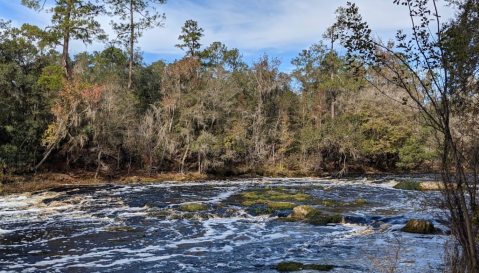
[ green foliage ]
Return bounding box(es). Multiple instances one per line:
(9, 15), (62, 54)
(0, 144), (19, 168)
(397, 138), (434, 169)
(0, 2), (443, 177)
(176, 20), (204, 57)
(22, 0), (107, 80)
(73, 47), (129, 85)
(134, 59), (165, 111)
(38, 65), (64, 91)
(0, 24), (57, 173)
(200, 42), (246, 71)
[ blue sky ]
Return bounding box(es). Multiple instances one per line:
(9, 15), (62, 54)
(0, 0), (455, 72)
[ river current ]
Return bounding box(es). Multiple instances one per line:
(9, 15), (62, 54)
(0, 176), (448, 272)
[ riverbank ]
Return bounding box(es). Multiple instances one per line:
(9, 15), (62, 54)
(0, 168), (443, 196)
(0, 171), (210, 195)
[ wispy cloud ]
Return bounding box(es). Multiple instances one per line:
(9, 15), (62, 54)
(0, 0), (456, 69)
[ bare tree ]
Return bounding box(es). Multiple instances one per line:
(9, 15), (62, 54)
(339, 1), (479, 271)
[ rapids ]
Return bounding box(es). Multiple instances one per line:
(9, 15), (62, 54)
(0, 176), (448, 272)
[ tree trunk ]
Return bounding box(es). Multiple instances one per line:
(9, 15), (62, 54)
(127, 155), (132, 175)
(197, 153), (201, 174)
(95, 148), (102, 179)
(34, 144), (55, 171)
(443, 127), (479, 271)
(117, 146), (121, 170)
(148, 151), (153, 176)
(62, 1), (72, 81)
(331, 91), (335, 120)
(128, 0), (134, 90)
(180, 144), (189, 174)
(159, 140), (167, 172)
(330, 37), (335, 120)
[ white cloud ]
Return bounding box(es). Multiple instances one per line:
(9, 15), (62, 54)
(0, 0), (457, 67)
(138, 0), (455, 59)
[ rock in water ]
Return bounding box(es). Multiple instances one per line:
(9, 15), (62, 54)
(403, 219), (435, 234)
(291, 205), (315, 219)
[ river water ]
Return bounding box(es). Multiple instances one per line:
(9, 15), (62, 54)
(0, 176), (448, 272)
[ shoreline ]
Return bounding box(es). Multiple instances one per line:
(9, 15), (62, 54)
(0, 170), (442, 195)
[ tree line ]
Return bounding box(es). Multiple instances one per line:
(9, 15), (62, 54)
(0, 1), (438, 179)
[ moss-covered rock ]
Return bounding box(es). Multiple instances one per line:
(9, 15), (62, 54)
(275, 261), (335, 271)
(248, 204), (274, 216)
(179, 203), (206, 212)
(291, 205), (315, 219)
(394, 181), (422, 191)
(403, 219), (435, 234)
(242, 199), (269, 207)
(244, 201), (296, 216)
(276, 262), (303, 271)
(355, 199), (367, 205)
(268, 202), (297, 210)
(306, 210), (343, 226)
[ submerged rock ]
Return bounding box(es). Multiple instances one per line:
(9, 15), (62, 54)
(216, 207), (239, 218)
(179, 203), (206, 212)
(275, 261), (335, 271)
(343, 215), (368, 225)
(248, 204), (273, 216)
(271, 210), (293, 218)
(403, 219), (435, 234)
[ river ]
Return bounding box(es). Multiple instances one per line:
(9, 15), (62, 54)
(0, 176), (448, 272)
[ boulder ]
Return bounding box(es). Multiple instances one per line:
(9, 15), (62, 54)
(306, 210), (343, 226)
(403, 219), (435, 234)
(291, 205), (315, 219)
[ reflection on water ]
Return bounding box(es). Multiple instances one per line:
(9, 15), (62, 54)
(0, 176), (447, 272)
